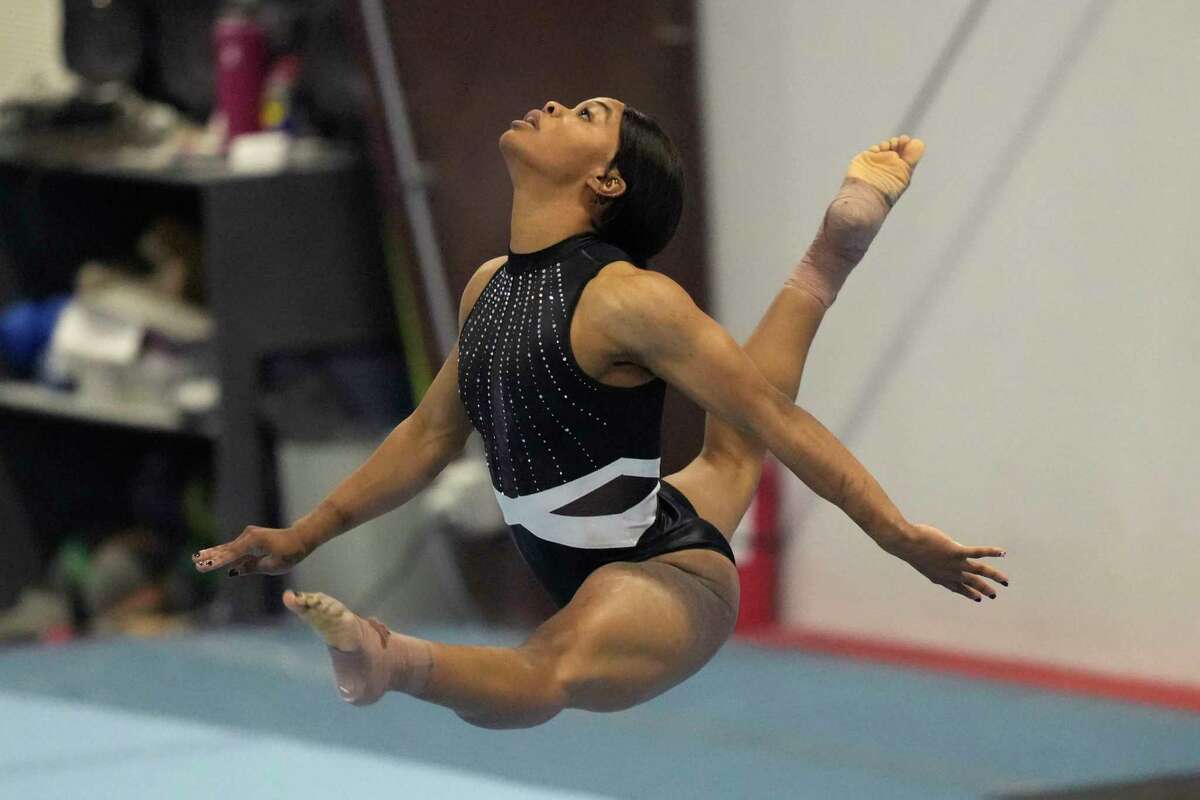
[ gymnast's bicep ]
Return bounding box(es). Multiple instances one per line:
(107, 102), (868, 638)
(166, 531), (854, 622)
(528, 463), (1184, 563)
(599, 270), (791, 441)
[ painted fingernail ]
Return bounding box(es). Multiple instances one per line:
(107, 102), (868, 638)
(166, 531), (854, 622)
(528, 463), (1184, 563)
(974, 596), (981, 602)
(229, 569), (238, 577)
(205, 560), (213, 566)
(192, 552), (200, 558)
(989, 594), (996, 599)
(1001, 580), (1008, 586)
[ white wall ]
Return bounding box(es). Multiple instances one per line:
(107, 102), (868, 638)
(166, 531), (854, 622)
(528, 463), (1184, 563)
(699, 0), (1199, 686)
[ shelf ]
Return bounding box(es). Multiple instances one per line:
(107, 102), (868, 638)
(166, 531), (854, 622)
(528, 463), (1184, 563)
(0, 379), (216, 439)
(0, 132), (357, 187)
(0, 151), (389, 621)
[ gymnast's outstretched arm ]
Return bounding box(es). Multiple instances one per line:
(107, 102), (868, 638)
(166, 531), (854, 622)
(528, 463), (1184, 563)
(193, 259), (502, 578)
(664, 136), (923, 537)
(593, 250), (1008, 598)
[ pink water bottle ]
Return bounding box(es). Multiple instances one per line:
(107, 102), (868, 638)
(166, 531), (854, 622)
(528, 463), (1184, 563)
(213, 0), (268, 146)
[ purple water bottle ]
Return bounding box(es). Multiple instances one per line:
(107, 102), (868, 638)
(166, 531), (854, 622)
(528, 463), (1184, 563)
(213, 0), (268, 146)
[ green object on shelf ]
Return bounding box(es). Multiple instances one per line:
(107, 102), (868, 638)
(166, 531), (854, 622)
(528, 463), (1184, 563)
(183, 476), (217, 547)
(57, 539), (91, 588)
(382, 217), (434, 402)
(181, 476), (221, 594)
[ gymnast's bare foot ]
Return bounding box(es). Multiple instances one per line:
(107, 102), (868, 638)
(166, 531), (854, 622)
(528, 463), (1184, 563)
(284, 589), (417, 705)
(822, 135), (926, 262)
(847, 135), (925, 206)
(284, 589), (378, 651)
(787, 135), (926, 307)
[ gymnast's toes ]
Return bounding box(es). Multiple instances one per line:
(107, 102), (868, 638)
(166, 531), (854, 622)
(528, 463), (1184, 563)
(846, 134), (926, 205)
(284, 589), (364, 652)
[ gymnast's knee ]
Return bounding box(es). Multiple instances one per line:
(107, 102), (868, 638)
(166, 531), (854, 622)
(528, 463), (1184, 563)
(455, 675), (567, 729)
(701, 445), (765, 502)
(455, 645), (570, 730)
(554, 649), (645, 714)
(455, 704), (564, 730)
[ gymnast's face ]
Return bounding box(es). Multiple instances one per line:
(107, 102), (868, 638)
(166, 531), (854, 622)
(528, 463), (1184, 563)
(500, 96), (626, 199)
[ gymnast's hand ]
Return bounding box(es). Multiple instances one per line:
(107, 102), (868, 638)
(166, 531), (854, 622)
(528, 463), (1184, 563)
(881, 523), (1009, 603)
(191, 525), (312, 577)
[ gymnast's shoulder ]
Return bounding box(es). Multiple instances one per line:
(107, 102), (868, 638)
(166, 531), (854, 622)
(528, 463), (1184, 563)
(585, 261), (695, 326)
(457, 256), (507, 328)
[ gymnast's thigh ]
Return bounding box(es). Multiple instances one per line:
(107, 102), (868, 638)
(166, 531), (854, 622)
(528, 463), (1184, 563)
(520, 556), (738, 712)
(662, 453), (763, 540)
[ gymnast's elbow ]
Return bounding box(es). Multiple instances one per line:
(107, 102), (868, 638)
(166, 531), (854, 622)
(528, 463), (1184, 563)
(420, 425), (470, 475)
(397, 412), (467, 482)
(744, 386), (798, 455)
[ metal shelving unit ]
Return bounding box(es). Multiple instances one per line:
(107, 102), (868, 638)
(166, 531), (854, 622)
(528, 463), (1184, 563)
(0, 141), (403, 620)
(0, 379), (216, 438)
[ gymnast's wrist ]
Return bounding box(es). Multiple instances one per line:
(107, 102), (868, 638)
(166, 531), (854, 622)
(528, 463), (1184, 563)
(293, 499), (349, 552)
(869, 517), (916, 555)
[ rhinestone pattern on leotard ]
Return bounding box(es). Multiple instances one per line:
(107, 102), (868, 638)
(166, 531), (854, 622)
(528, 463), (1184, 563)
(457, 233), (666, 499)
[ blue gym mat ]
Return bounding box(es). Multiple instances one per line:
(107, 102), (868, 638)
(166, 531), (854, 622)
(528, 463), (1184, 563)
(1, 621), (1197, 798)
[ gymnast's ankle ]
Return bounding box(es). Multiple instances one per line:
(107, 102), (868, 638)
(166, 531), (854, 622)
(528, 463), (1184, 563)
(326, 616), (434, 705)
(785, 241), (857, 309)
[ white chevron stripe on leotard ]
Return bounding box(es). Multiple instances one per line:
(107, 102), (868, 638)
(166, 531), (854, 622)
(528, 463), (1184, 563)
(494, 457), (661, 549)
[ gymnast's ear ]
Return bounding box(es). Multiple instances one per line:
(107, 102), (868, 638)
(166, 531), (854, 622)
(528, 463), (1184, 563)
(589, 168), (626, 204)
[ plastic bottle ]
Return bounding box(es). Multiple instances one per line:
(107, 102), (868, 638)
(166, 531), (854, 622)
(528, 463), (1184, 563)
(213, 0), (268, 146)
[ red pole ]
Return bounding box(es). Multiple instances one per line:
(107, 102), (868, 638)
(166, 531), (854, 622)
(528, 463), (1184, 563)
(734, 457), (780, 632)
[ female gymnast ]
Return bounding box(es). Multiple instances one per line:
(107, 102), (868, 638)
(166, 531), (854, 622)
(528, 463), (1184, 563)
(193, 97), (1010, 729)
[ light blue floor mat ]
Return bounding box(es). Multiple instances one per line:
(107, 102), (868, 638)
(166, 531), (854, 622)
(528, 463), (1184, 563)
(1, 620), (1197, 799)
(0, 691), (613, 799)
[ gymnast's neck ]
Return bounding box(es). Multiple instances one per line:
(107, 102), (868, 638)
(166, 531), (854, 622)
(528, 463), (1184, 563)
(508, 180), (600, 255)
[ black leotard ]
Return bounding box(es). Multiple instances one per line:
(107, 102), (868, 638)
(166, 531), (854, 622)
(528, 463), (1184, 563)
(458, 232), (735, 607)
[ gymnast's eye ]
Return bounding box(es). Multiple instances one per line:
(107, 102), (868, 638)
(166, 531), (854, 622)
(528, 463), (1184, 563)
(579, 108), (591, 120)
